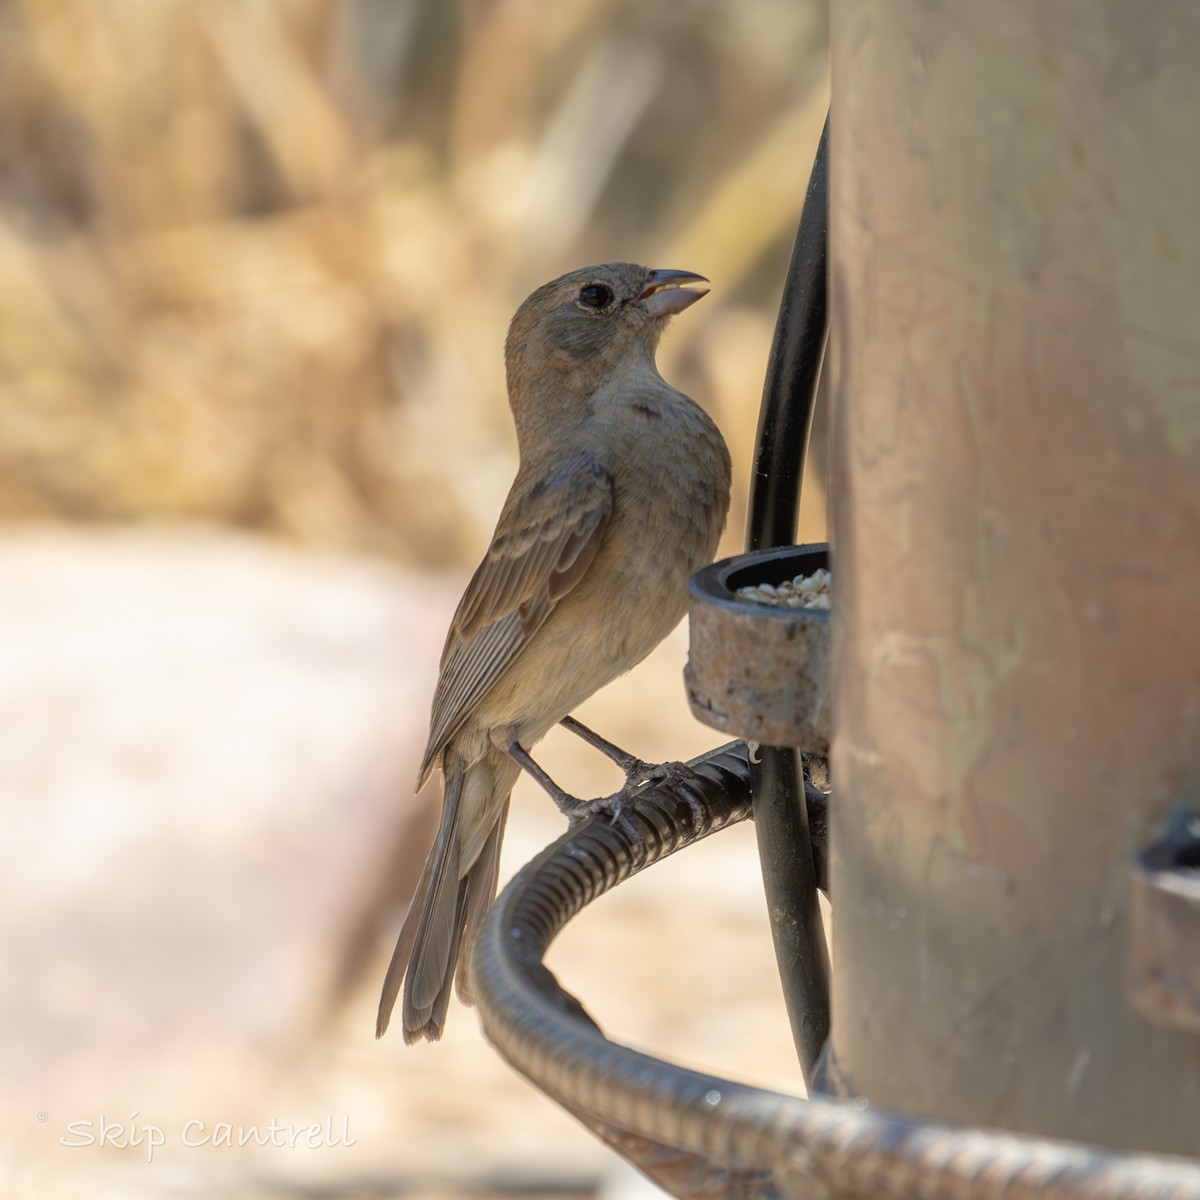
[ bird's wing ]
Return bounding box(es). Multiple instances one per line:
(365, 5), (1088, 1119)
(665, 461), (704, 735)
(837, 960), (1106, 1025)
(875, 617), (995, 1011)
(418, 451), (612, 782)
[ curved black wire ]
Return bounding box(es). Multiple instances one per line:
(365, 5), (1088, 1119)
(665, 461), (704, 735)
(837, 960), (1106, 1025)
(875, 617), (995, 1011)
(744, 114), (832, 1086)
(746, 114), (829, 553)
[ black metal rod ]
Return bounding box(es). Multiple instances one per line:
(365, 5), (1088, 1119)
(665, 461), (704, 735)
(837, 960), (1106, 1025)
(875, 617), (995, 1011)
(746, 114), (829, 553)
(744, 114), (832, 1087)
(752, 747), (829, 1082)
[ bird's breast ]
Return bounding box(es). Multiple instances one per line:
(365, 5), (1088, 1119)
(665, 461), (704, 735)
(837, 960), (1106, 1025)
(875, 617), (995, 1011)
(471, 389), (730, 743)
(586, 401), (729, 643)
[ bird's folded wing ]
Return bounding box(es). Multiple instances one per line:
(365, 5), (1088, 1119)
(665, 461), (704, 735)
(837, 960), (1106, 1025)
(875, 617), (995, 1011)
(418, 452), (612, 782)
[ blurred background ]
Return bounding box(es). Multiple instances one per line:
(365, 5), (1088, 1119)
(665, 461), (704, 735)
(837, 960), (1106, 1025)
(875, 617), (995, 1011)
(0, 1), (828, 1196)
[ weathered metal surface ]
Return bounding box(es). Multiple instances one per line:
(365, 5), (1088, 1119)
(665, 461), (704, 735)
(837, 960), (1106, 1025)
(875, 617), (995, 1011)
(686, 545), (830, 752)
(830, 0), (1200, 1154)
(470, 744), (1200, 1199)
(1129, 807), (1200, 1034)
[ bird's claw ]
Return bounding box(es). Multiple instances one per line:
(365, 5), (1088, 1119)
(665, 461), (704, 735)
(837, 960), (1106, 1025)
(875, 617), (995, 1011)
(629, 759), (703, 789)
(555, 720), (708, 833)
(627, 761), (709, 831)
(673, 780), (708, 835)
(558, 763), (709, 839)
(560, 789), (639, 839)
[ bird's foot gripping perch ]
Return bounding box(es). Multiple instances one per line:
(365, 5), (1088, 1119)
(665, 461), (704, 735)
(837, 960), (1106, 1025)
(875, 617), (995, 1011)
(507, 723), (709, 835)
(558, 717), (704, 791)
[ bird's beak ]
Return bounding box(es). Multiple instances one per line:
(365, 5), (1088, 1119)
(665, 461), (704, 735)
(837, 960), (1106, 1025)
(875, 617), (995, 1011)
(637, 269), (710, 319)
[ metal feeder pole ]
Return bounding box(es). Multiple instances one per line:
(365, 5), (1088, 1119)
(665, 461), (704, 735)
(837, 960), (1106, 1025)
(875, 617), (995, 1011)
(828, 0), (1200, 1153)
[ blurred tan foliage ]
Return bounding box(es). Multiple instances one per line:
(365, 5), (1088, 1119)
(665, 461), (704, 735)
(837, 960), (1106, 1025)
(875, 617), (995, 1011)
(0, 0), (827, 564)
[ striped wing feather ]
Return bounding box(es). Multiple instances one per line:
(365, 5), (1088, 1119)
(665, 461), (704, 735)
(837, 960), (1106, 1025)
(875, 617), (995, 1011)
(417, 452), (612, 784)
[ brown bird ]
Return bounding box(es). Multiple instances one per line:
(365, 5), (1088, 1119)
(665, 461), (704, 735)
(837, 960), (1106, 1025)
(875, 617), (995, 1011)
(377, 262), (731, 1043)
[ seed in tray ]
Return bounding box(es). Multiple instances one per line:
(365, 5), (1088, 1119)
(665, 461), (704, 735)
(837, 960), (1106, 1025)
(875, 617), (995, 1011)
(735, 566), (831, 610)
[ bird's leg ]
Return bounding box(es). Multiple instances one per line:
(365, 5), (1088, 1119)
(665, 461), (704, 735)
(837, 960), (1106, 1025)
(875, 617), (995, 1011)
(505, 741), (580, 816)
(506, 740), (639, 834)
(559, 716), (705, 794)
(558, 716), (648, 778)
(555, 718), (708, 832)
(508, 722), (711, 835)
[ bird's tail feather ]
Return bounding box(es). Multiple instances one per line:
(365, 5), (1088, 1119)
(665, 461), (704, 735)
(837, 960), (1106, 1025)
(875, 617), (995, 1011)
(376, 756), (510, 1043)
(454, 798), (509, 1006)
(376, 752), (464, 1041)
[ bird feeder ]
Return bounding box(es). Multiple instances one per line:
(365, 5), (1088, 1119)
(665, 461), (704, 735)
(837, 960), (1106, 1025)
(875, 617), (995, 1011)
(470, 4), (1200, 1195)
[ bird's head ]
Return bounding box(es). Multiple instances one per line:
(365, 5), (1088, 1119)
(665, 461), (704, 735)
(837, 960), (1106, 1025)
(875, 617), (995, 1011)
(505, 262), (708, 403)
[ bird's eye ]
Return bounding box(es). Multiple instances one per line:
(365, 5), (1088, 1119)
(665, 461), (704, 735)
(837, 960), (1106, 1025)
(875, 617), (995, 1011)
(577, 283), (614, 310)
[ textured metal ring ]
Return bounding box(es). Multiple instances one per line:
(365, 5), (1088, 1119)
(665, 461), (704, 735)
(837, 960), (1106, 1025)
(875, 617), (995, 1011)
(470, 741), (1200, 1199)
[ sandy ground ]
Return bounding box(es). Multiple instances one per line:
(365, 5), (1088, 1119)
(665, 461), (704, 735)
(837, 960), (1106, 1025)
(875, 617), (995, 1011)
(1, 530), (808, 1200)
